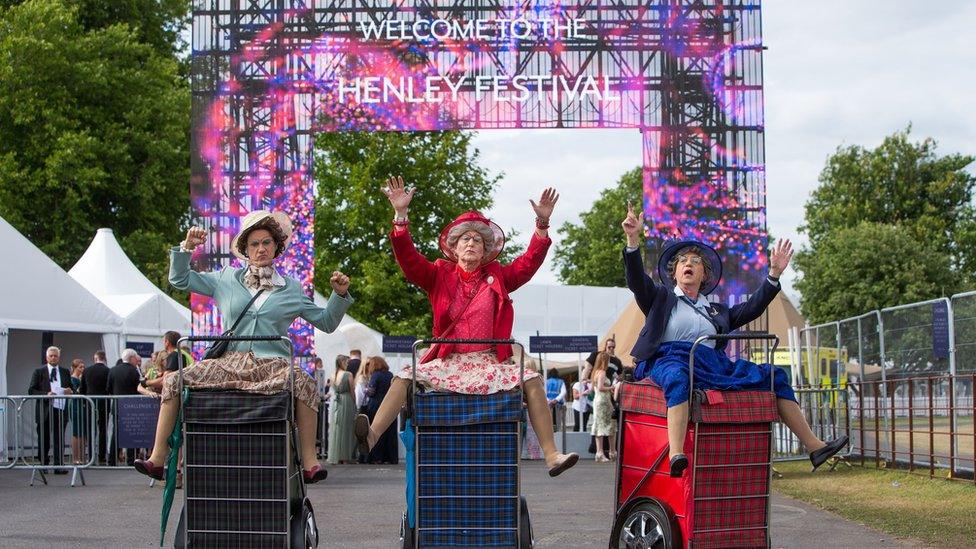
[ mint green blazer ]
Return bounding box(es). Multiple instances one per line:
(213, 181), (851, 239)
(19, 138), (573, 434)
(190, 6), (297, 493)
(169, 248), (353, 358)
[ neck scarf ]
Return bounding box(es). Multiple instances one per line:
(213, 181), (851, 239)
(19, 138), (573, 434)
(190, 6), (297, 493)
(244, 264), (276, 292)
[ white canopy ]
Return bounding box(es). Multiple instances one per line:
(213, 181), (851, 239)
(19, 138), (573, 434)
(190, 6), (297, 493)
(69, 228), (190, 337)
(312, 291), (384, 376)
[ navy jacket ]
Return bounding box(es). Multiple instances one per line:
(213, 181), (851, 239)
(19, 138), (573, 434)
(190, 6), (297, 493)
(623, 247), (780, 363)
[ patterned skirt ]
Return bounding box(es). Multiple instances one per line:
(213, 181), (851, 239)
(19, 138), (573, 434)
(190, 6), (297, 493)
(396, 350), (540, 394)
(161, 351), (319, 411)
(591, 390), (616, 437)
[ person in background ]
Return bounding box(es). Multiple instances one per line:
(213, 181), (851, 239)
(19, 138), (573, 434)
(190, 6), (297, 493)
(68, 359), (87, 464)
(586, 338), (621, 457)
(347, 348), (362, 378)
(590, 352), (617, 462)
(107, 348), (142, 466)
(28, 346), (73, 473)
(364, 356), (397, 464)
(80, 350), (110, 464)
(571, 363), (593, 433)
(354, 357), (373, 463)
(545, 368), (567, 430)
(311, 357), (329, 458)
(327, 355), (357, 464)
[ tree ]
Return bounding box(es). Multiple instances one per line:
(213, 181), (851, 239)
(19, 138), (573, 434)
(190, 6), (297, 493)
(312, 131), (524, 336)
(0, 0), (190, 300)
(801, 127), (975, 256)
(553, 167), (642, 286)
(793, 222), (952, 324)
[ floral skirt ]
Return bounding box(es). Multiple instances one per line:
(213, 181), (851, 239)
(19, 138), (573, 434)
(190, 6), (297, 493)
(396, 350), (540, 394)
(161, 351), (318, 411)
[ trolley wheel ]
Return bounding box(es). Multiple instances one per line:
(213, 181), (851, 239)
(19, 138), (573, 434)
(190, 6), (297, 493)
(172, 507), (186, 549)
(610, 500), (674, 549)
(518, 496), (533, 549)
(399, 512), (414, 549)
(290, 498), (318, 549)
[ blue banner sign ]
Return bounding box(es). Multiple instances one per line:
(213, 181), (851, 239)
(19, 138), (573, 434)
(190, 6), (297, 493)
(932, 301), (949, 361)
(529, 335), (598, 354)
(383, 335), (418, 354)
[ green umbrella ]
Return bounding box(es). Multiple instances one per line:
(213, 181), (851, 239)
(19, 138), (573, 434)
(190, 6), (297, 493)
(159, 389), (186, 546)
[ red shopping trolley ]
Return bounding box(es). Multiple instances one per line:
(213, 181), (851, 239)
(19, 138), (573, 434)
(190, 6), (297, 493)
(611, 334), (780, 549)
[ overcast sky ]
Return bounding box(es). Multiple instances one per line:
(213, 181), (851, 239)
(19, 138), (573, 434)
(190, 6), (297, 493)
(472, 0), (976, 306)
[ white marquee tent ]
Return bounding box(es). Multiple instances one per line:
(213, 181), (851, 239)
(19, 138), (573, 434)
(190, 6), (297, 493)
(69, 228), (191, 347)
(0, 217), (123, 398)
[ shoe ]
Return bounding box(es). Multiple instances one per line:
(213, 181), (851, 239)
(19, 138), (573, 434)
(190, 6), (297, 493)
(175, 472), (183, 490)
(609, 452), (618, 461)
(354, 414), (370, 455)
(547, 453), (579, 477)
(669, 454), (688, 478)
(303, 464), (328, 484)
(595, 454), (609, 463)
(133, 459), (165, 480)
(810, 435), (849, 471)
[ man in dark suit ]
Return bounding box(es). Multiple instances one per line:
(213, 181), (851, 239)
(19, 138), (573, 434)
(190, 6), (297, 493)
(346, 348), (362, 378)
(106, 348), (142, 466)
(27, 346), (73, 473)
(79, 350), (110, 463)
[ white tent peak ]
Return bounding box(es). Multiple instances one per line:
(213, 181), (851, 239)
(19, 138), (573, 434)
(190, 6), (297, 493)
(69, 227), (190, 334)
(0, 216), (121, 332)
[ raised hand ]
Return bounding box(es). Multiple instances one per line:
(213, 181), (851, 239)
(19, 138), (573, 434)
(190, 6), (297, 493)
(529, 187), (559, 221)
(330, 271), (351, 297)
(183, 227), (206, 251)
(381, 175), (415, 215)
(769, 239), (794, 277)
(621, 202), (644, 245)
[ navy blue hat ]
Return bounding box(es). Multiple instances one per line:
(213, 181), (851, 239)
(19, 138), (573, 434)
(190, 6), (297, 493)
(657, 240), (723, 295)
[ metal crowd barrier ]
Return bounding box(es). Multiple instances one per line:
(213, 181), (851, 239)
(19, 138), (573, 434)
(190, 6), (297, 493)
(1, 394), (166, 487)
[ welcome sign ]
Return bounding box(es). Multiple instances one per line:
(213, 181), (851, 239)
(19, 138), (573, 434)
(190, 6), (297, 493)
(190, 1), (767, 354)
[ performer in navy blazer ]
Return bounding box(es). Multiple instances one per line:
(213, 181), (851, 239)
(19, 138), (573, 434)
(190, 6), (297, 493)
(621, 203), (847, 477)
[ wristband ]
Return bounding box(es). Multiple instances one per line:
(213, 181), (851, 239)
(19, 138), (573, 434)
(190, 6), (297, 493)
(767, 274), (780, 282)
(535, 217), (550, 230)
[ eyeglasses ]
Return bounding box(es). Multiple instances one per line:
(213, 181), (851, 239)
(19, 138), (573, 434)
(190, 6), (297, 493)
(248, 238), (275, 249)
(676, 255), (703, 265)
(459, 234), (484, 245)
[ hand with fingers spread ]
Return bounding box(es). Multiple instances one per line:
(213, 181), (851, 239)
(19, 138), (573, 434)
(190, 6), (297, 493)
(769, 239), (794, 278)
(182, 227), (206, 252)
(381, 175), (416, 217)
(621, 201), (644, 247)
(530, 188), (559, 229)
(330, 271), (351, 297)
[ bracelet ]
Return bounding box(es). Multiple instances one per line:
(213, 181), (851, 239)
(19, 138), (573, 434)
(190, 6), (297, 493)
(392, 216), (409, 227)
(179, 241), (193, 253)
(535, 217), (550, 230)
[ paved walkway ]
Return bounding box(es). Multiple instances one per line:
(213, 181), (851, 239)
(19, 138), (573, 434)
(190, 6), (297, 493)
(0, 462), (924, 548)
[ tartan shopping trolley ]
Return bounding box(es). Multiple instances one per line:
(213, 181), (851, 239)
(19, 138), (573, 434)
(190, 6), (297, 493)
(171, 335), (319, 548)
(400, 338), (533, 549)
(611, 334), (781, 549)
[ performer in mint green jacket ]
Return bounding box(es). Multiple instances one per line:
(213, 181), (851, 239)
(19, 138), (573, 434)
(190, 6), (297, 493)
(134, 210), (353, 483)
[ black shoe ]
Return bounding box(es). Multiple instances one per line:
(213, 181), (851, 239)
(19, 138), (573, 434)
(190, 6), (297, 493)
(809, 435), (849, 471)
(669, 454), (688, 478)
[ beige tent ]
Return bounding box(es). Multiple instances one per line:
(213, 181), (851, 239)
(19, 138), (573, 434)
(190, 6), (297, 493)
(601, 292), (807, 365)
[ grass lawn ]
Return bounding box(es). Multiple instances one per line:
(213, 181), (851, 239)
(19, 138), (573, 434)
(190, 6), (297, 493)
(854, 415), (974, 465)
(773, 460), (976, 549)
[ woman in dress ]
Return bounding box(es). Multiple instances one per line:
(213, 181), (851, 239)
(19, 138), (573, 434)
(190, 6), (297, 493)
(353, 176), (578, 477)
(327, 355), (357, 464)
(68, 359), (87, 464)
(590, 353), (617, 462)
(133, 210), (354, 483)
(621, 202), (848, 476)
(364, 356), (397, 464)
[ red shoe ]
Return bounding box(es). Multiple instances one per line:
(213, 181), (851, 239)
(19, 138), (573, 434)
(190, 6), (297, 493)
(133, 459), (165, 480)
(303, 464), (328, 484)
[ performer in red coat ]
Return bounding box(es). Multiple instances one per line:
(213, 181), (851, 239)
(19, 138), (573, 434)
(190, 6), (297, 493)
(355, 176), (579, 477)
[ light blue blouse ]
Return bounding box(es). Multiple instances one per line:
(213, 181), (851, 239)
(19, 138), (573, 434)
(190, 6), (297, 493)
(169, 247), (353, 358)
(661, 286), (717, 348)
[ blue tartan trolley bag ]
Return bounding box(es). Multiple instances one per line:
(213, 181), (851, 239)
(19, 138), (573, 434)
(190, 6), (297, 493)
(172, 335), (320, 549)
(400, 338), (533, 549)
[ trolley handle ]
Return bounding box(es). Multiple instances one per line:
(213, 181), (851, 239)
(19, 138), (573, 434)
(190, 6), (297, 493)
(688, 333), (780, 401)
(176, 335), (296, 391)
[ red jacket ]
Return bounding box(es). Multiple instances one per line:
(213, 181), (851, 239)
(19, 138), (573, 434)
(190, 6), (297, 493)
(390, 227), (551, 363)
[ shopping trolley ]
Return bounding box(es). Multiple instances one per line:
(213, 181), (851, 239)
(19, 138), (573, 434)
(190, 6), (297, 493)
(399, 338), (533, 549)
(611, 334), (780, 549)
(172, 335), (319, 548)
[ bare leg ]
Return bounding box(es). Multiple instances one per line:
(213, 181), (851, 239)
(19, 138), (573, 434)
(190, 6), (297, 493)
(366, 377), (409, 448)
(666, 402), (689, 458)
(147, 398), (179, 464)
(524, 377), (576, 470)
(595, 436), (604, 459)
(778, 399), (825, 451)
(296, 400), (321, 469)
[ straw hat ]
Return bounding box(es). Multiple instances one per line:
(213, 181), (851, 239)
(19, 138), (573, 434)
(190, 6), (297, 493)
(231, 210), (293, 261)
